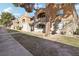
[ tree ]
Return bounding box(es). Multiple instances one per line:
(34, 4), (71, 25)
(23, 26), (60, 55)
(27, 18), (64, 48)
(13, 3), (35, 12)
(0, 12), (15, 26)
(13, 3), (78, 36)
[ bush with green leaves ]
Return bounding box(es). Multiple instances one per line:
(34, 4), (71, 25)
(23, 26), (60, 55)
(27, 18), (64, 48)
(74, 27), (79, 35)
(0, 12), (15, 26)
(16, 26), (22, 30)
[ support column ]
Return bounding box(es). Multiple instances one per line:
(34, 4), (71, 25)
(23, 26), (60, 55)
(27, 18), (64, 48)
(45, 21), (51, 36)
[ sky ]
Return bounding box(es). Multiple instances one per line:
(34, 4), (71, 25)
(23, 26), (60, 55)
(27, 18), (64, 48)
(0, 3), (26, 18)
(0, 3), (79, 18)
(0, 3), (46, 18)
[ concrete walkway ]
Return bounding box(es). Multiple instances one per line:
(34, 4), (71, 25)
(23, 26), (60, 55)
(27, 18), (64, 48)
(0, 27), (33, 56)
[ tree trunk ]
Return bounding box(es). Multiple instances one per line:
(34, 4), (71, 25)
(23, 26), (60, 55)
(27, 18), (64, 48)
(72, 4), (78, 32)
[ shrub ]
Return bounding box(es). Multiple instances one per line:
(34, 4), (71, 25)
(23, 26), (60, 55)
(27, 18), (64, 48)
(74, 27), (79, 35)
(16, 26), (22, 30)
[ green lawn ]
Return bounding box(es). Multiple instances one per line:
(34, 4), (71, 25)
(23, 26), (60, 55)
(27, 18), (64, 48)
(7, 29), (79, 48)
(7, 29), (79, 56)
(49, 35), (79, 48)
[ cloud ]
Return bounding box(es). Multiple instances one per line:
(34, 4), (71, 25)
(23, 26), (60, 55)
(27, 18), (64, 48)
(0, 11), (2, 15)
(2, 7), (21, 18)
(3, 7), (13, 13)
(13, 13), (21, 18)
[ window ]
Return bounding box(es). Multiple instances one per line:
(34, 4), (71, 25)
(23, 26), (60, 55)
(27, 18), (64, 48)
(37, 24), (45, 29)
(57, 9), (64, 16)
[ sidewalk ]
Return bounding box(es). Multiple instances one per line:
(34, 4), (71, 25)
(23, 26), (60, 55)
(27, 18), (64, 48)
(0, 27), (33, 56)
